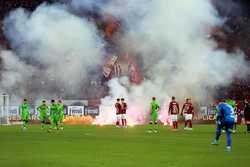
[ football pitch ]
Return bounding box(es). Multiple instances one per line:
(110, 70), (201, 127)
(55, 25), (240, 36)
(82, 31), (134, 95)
(0, 125), (249, 167)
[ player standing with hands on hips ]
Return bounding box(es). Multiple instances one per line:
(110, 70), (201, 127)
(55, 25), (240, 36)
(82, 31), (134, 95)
(181, 98), (194, 130)
(168, 96), (180, 130)
(148, 97), (160, 133)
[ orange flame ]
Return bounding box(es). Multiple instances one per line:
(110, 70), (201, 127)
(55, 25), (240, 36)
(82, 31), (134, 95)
(63, 116), (94, 125)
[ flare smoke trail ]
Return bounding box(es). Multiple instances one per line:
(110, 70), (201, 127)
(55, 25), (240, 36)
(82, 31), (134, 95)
(95, 0), (249, 125)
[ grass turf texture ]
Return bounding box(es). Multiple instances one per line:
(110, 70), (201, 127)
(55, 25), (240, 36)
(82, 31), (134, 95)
(0, 125), (249, 167)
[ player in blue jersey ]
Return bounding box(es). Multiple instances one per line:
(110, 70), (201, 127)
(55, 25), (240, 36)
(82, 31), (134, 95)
(211, 102), (235, 151)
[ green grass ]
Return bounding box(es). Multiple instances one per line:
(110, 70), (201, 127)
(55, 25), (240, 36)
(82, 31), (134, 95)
(0, 125), (249, 167)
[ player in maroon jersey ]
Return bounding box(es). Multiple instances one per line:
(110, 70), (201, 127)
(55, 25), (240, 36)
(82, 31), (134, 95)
(236, 102), (243, 125)
(181, 98), (194, 130)
(168, 96), (180, 130)
(115, 98), (122, 127)
(121, 98), (128, 128)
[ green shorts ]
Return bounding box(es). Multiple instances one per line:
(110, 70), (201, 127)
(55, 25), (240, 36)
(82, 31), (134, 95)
(53, 116), (59, 124)
(150, 112), (158, 122)
(22, 115), (29, 121)
(39, 115), (47, 121)
(59, 115), (64, 122)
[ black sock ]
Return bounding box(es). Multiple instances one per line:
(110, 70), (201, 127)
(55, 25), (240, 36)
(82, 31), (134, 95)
(247, 124), (250, 132)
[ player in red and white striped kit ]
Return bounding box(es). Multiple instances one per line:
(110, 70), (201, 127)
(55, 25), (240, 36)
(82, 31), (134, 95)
(121, 98), (128, 128)
(181, 98), (194, 130)
(168, 96), (180, 130)
(115, 98), (122, 127)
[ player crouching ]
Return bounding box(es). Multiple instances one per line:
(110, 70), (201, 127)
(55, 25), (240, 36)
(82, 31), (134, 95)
(168, 96), (180, 130)
(211, 101), (235, 152)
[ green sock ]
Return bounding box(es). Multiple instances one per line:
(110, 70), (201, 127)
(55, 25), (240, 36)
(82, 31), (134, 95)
(54, 123), (58, 129)
(60, 122), (64, 129)
(49, 123), (53, 129)
(154, 123), (158, 131)
(41, 123), (45, 129)
(149, 122), (154, 131)
(23, 121), (28, 129)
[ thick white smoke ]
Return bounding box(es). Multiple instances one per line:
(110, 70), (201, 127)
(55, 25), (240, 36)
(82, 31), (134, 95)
(96, 0), (249, 125)
(1, 4), (104, 101)
(0, 0), (248, 124)
(0, 50), (34, 97)
(70, 0), (105, 11)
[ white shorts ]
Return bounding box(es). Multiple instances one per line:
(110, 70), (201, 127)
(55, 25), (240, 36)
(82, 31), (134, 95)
(121, 114), (126, 119)
(234, 115), (237, 123)
(171, 115), (178, 122)
(184, 114), (193, 121)
(117, 114), (121, 120)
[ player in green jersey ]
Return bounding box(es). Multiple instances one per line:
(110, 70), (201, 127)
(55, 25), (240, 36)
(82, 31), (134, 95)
(149, 97), (160, 133)
(57, 100), (64, 130)
(49, 99), (59, 131)
(38, 100), (49, 129)
(20, 99), (29, 130)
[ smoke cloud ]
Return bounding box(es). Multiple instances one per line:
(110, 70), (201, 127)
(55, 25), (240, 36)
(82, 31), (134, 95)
(1, 4), (104, 101)
(213, 0), (244, 17)
(95, 0), (249, 125)
(0, 0), (248, 124)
